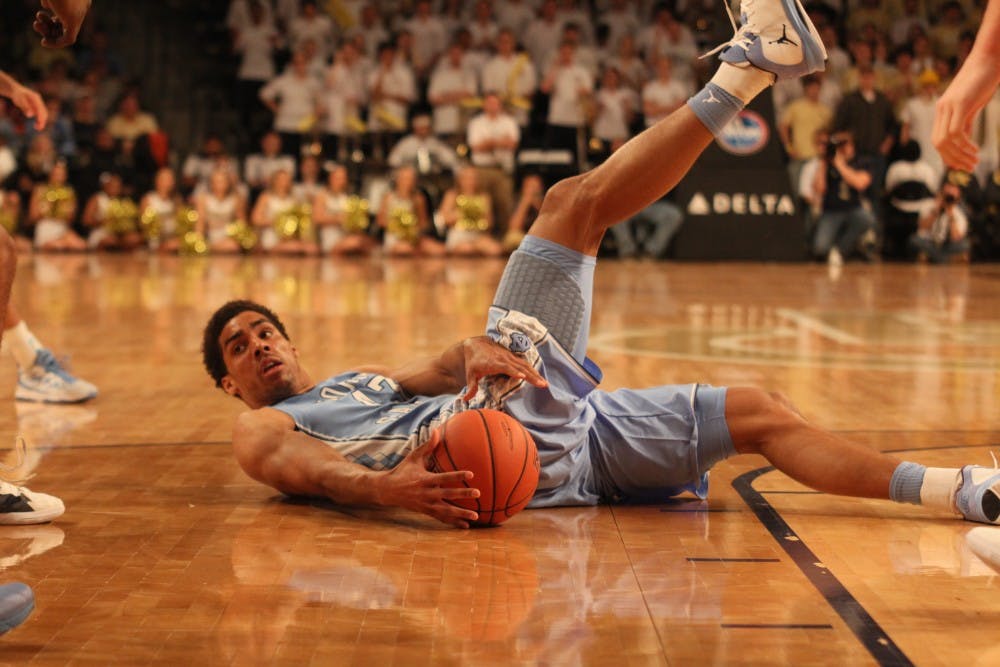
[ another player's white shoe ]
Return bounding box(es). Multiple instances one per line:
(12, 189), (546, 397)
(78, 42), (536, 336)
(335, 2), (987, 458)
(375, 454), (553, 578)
(0, 481), (65, 525)
(706, 0), (827, 79)
(966, 527), (1000, 574)
(15, 349), (98, 404)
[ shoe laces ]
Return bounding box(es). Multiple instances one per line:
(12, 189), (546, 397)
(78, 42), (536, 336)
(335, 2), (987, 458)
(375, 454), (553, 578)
(702, 1), (755, 59)
(33, 349), (76, 383)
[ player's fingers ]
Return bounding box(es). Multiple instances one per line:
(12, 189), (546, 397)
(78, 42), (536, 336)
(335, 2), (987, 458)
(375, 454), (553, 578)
(429, 470), (474, 486)
(440, 486), (480, 500)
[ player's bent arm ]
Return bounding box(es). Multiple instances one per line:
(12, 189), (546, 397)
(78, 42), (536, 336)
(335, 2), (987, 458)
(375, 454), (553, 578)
(386, 336), (547, 401)
(232, 408), (481, 527)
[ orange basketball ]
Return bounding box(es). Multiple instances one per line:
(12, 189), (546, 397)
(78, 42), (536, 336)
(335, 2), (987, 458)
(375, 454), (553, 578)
(430, 409), (540, 526)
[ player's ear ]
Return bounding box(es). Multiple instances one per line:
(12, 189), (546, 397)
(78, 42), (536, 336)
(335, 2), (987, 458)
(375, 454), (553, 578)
(221, 375), (241, 398)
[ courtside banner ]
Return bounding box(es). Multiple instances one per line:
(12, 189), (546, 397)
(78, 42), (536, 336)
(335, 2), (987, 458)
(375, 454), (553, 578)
(671, 93), (806, 261)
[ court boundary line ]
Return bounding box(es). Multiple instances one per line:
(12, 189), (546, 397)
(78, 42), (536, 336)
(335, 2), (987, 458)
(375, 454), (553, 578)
(732, 466), (913, 666)
(732, 442), (997, 666)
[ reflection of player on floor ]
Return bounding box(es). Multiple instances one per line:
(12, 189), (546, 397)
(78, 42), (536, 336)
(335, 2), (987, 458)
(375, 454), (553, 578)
(203, 0), (999, 530)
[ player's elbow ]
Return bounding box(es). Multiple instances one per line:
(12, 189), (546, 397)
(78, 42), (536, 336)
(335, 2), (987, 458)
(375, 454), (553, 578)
(232, 412), (280, 483)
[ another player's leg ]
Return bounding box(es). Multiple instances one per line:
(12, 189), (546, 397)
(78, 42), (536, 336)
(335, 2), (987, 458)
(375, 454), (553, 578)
(527, 0), (827, 257)
(721, 387), (998, 525)
(3, 304), (98, 404)
(0, 582), (33, 635)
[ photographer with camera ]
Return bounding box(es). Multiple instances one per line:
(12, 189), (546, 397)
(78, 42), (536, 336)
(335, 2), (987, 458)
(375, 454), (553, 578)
(810, 131), (879, 266)
(909, 181), (970, 263)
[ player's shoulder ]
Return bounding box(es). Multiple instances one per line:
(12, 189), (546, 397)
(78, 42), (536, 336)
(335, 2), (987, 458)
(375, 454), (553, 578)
(234, 407), (295, 443)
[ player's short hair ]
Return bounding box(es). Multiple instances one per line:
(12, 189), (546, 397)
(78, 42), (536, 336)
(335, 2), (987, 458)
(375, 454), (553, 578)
(202, 300), (290, 388)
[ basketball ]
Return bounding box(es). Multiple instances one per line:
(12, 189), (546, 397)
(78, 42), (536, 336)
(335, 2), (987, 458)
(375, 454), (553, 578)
(430, 409), (540, 526)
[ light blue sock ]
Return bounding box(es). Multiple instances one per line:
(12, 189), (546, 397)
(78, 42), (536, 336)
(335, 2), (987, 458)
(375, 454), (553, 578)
(686, 83), (744, 136)
(889, 461), (927, 505)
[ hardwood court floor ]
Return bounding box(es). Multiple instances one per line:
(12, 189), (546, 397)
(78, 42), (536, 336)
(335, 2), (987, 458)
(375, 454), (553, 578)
(1, 253), (998, 666)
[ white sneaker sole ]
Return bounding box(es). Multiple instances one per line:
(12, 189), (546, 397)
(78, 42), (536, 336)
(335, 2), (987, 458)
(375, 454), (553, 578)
(0, 505), (65, 525)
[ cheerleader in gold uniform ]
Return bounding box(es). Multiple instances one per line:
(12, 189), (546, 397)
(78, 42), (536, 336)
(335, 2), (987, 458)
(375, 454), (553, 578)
(376, 166), (444, 257)
(438, 166), (503, 257)
(312, 164), (374, 256)
(251, 169), (317, 256)
(139, 168), (184, 254)
(82, 172), (143, 252)
(195, 169), (248, 254)
(28, 160), (85, 251)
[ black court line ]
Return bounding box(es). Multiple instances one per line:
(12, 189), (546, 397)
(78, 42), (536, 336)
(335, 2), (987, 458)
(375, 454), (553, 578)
(687, 557), (780, 563)
(722, 623), (833, 630)
(733, 466), (914, 667)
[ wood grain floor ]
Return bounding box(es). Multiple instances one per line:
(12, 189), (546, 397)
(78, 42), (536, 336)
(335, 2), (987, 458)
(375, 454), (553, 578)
(1, 253), (998, 666)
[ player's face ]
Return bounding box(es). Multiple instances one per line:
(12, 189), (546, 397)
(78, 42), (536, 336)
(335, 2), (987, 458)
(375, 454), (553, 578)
(218, 311), (308, 409)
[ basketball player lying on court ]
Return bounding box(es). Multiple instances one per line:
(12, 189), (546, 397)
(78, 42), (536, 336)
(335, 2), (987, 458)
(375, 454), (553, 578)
(203, 0), (1000, 529)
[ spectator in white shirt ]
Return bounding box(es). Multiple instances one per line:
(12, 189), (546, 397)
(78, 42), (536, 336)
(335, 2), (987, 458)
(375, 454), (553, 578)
(495, 0), (535, 35)
(467, 92), (520, 231)
(541, 41), (594, 166)
(367, 42), (417, 158)
(350, 3), (388, 58)
(259, 50), (322, 157)
(233, 2), (280, 138)
(480, 29), (538, 129)
(524, 0), (565, 73)
(405, 0), (447, 83)
(244, 130), (297, 201)
(321, 40), (367, 161)
(287, 1), (335, 61)
(600, 0), (640, 54)
(544, 23), (598, 76)
(555, 0), (594, 44)
(592, 67), (638, 156)
(428, 43), (479, 142)
(604, 33), (648, 94)
(468, 1), (500, 55)
(641, 56), (688, 127)
(637, 4), (697, 86)
(226, 0), (273, 41)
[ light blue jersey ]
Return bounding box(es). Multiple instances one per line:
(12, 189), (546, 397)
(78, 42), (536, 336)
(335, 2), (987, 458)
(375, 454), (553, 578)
(271, 372), (463, 470)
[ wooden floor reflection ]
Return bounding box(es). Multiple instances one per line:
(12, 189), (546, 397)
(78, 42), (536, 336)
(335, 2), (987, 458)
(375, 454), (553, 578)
(1, 253), (999, 665)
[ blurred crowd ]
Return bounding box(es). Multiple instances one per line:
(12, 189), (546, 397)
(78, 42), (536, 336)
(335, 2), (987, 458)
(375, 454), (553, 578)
(0, 0), (998, 262)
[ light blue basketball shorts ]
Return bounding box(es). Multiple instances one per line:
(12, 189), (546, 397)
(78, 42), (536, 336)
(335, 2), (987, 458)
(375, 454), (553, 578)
(479, 235), (736, 507)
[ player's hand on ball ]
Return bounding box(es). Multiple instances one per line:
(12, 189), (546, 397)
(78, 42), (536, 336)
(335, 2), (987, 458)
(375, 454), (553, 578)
(461, 336), (547, 402)
(380, 430), (480, 528)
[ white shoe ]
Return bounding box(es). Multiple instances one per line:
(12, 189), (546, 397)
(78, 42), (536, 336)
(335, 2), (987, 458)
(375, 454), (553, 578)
(15, 349), (98, 404)
(707, 0), (827, 79)
(0, 481), (64, 525)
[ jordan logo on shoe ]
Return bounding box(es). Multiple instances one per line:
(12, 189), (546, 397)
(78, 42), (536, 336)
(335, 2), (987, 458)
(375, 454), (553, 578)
(769, 24), (798, 46)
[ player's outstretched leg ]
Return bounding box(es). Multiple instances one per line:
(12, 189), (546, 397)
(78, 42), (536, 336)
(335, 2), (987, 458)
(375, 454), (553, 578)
(0, 582), (33, 636)
(527, 0), (827, 257)
(722, 387), (1000, 525)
